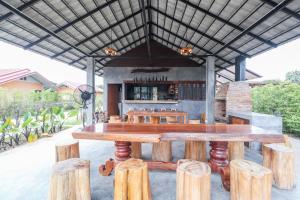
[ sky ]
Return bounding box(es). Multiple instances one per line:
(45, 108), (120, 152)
(0, 38), (300, 84)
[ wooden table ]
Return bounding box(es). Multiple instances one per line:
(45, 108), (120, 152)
(73, 123), (284, 191)
(127, 110), (188, 123)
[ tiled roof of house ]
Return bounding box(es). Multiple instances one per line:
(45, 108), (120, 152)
(0, 68), (54, 87)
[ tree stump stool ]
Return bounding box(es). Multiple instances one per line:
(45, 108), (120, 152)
(55, 140), (80, 162)
(176, 159), (211, 200)
(263, 143), (295, 189)
(228, 142), (244, 161)
(151, 116), (172, 162)
(184, 120), (206, 161)
(114, 158), (152, 200)
(230, 159), (272, 200)
(131, 116), (144, 159)
(49, 158), (91, 200)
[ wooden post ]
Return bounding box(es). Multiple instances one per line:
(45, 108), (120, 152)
(230, 159), (272, 200)
(131, 116), (144, 159)
(263, 143), (295, 189)
(55, 140), (80, 162)
(49, 158), (91, 200)
(185, 120), (206, 161)
(114, 158), (152, 200)
(185, 141), (206, 161)
(176, 159), (211, 200)
(228, 142), (244, 161)
(151, 116), (172, 162)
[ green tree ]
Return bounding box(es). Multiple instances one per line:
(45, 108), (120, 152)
(286, 70), (300, 83)
(252, 82), (300, 134)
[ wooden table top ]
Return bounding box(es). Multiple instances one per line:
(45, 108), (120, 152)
(72, 123), (285, 143)
(127, 110), (187, 116)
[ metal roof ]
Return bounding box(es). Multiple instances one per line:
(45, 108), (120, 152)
(0, 0), (299, 83)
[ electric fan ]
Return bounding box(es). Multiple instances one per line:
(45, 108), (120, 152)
(73, 84), (95, 127)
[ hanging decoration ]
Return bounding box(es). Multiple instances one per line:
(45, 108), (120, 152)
(179, 28), (193, 56)
(104, 28), (117, 56)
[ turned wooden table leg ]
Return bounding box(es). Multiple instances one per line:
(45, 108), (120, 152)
(99, 141), (131, 176)
(208, 141), (230, 191)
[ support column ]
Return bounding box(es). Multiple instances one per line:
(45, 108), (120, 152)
(235, 55), (246, 81)
(206, 56), (215, 124)
(86, 57), (95, 126)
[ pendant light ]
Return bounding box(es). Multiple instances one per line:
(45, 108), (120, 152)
(104, 28), (117, 56)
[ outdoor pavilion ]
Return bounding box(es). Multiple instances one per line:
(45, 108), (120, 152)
(1, 0), (300, 125)
(0, 0), (300, 199)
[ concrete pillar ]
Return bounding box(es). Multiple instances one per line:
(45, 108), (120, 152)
(86, 57), (95, 126)
(206, 56), (215, 124)
(235, 55), (246, 81)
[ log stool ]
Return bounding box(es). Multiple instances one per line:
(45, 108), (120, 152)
(263, 143), (295, 189)
(151, 117), (172, 162)
(55, 139), (80, 162)
(114, 158), (152, 200)
(131, 116), (144, 159)
(176, 159), (211, 200)
(228, 142), (244, 161)
(184, 120), (206, 161)
(230, 159), (272, 200)
(49, 158), (91, 200)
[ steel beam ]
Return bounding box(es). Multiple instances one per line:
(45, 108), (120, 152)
(150, 6), (250, 58)
(152, 22), (234, 65)
(139, 0), (151, 58)
(69, 24), (145, 65)
(0, 0), (88, 57)
(0, 0), (40, 22)
(261, 0), (300, 21)
(179, 0), (277, 47)
(235, 55), (246, 81)
(216, 0), (293, 54)
(52, 9), (144, 58)
(24, 0), (117, 49)
(94, 36), (146, 72)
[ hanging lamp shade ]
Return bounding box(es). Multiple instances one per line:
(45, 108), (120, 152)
(104, 47), (117, 56)
(179, 46), (192, 56)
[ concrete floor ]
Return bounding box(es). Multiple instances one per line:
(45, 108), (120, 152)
(0, 126), (299, 200)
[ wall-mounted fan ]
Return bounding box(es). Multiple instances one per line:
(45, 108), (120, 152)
(73, 84), (95, 127)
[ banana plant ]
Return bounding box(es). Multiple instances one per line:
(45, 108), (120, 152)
(0, 118), (20, 148)
(52, 107), (78, 131)
(21, 112), (38, 141)
(39, 108), (50, 133)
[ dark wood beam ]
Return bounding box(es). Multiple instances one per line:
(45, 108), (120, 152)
(0, 0), (88, 57)
(93, 55), (211, 59)
(179, 0), (277, 47)
(0, 0), (40, 22)
(139, 0), (151, 58)
(261, 0), (300, 21)
(52, 9), (144, 58)
(24, 0), (117, 49)
(150, 6), (250, 58)
(215, 0), (293, 54)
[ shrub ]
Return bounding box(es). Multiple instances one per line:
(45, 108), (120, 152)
(252, 82), (300, 134)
